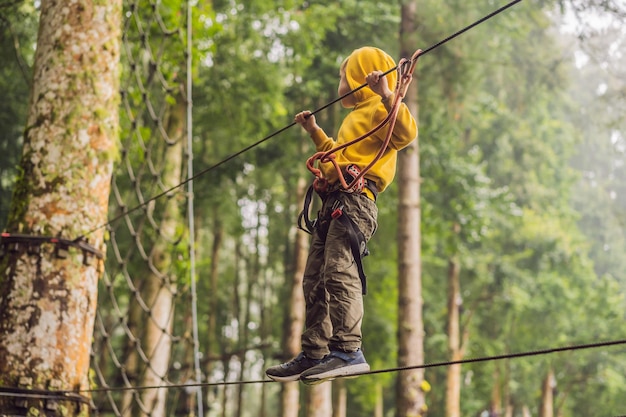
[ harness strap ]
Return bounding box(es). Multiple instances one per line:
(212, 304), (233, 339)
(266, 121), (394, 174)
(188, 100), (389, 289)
(297, 184), (317, 235)
(298, 175), (378, 235)
(364, 179), (378, 201)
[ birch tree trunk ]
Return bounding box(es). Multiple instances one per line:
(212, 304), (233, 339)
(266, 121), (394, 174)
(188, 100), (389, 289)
(119, 96), (185, 417)
(138, 95), (185, 417)
(0, 0), (121, 415)
(397, 0), (426, 415)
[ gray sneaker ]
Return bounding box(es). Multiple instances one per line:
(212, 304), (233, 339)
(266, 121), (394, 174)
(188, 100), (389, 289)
(266, 352), (324, 382)
(300, 349), (370, 385)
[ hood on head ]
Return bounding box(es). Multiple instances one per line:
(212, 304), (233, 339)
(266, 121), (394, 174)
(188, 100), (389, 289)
(344, 47), (397, 103)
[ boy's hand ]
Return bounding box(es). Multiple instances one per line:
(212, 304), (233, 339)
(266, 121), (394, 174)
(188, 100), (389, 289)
(366, 71), (393, 101)
(294, 111), (319, 135)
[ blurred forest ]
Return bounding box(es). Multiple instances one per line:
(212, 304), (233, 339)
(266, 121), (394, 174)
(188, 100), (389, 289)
(0, 0), (625, 416)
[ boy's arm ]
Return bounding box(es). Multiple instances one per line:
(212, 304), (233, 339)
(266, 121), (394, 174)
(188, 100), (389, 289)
(294, 110), (335, 151)
(366, 70), (393, 105)
(366, 71), (417, 150)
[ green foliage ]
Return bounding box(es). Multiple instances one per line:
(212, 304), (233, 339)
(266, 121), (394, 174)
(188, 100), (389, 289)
(3, 0), (626, 415)
(0, 2), (38, 231)
(412, 1), (626, 416)
(138, 0), (626, 414)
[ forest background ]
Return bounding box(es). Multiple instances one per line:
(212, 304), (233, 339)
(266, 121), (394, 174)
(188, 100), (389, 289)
(0, 0), (625, 416)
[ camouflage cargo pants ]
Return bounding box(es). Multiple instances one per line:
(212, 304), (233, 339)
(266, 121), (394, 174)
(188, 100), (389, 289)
(301, 191), (378, 359)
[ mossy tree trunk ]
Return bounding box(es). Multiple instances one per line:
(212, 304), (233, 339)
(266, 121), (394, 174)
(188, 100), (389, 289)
(0, 0), (122, 415)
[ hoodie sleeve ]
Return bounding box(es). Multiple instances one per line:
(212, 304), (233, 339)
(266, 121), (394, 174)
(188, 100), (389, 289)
(310, 128), (337, 152)
(373, 101), (418, 151)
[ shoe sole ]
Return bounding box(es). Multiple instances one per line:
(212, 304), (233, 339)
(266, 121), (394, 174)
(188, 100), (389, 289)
(301, 363), (370, 385)
(266, 373), (303, 383)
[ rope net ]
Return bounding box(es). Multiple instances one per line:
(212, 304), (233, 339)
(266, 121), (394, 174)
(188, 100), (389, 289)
(90, 1), (199, 415)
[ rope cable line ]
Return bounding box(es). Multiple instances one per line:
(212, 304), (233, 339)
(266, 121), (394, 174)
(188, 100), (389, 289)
(66, 336), (626, 393)
(75, 0), (523, 242)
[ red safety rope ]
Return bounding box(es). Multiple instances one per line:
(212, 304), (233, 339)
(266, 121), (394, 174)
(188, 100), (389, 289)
(306, 49), (422, 193)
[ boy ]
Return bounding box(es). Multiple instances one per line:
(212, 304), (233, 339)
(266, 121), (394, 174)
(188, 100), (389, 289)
(266, 46), (418, 384)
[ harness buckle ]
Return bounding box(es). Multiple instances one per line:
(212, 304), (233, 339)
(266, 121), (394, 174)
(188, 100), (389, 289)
(344, 164), (364, 194)
(331, 200), (344, 219)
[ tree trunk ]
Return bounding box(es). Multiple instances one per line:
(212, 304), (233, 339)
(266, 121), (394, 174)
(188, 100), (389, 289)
(0, 0), (121, 415)
(220, 354), (232, 417)
(397, 0), (426, 416)
(260, 254), (272, 417)
(445, 254), (462, 417)
(208, 212), (223, 368)
(504, 358), (512, 417)
(539, 367), (555, 417)
(236, 209), (260, 417)
(332, 380), (347, 417)
(305, 383), (332, 417)
(396, 138), (426, 417)
(120, 96), (185, 417)
(281, 176), (308, 417)
(139, 95), (185, 417)
(374, 382), (384, 417)
(490, 365), (502, 417)
(232, 242), (243, 417)
(121, 301), (141, 415)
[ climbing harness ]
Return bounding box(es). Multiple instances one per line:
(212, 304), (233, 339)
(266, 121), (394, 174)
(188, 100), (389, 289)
(298, 188), (372, 294)
(298, 164), (375, 294)
(298, 49), (422, 295)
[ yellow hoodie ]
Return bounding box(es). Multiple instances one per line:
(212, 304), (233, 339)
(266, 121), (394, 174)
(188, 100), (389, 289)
(310, 47), (418, 194)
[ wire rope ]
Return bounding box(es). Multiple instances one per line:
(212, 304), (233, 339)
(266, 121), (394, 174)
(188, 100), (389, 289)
(76, 336), (626, 392)
(75, 0), (523, 241)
